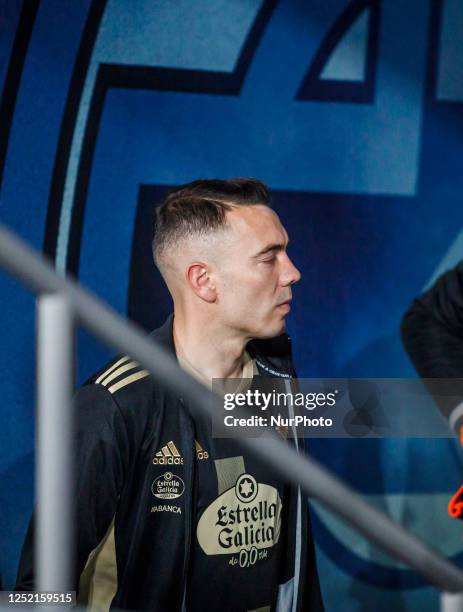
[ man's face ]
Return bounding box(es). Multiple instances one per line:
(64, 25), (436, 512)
(214, 204), (301, 339)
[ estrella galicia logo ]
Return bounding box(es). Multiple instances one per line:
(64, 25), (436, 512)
(197, 473), (282, 558)
(151, 472), (185, 500)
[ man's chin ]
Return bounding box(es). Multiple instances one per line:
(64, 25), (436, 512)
(253, 318), (286, 339)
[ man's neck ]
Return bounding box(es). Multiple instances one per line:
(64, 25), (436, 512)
(172, 311), (248, 381)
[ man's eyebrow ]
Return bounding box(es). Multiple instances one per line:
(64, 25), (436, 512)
(253, 242), (287, 258)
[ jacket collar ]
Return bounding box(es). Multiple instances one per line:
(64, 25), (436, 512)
(150, 314), (294, 378)
(149, 314), (176, 354)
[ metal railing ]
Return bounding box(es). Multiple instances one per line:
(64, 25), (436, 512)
(1, 224), (463, 610)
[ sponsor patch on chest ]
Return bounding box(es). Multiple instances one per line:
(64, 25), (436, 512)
(151, 471), (185, 500)
(196, 473), (282, 563)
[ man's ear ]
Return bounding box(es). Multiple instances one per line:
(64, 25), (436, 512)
(186, 262), (217, 303)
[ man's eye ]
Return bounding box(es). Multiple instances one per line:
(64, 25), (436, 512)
(262, 257), (276, 264)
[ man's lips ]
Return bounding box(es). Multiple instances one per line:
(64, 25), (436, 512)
(276, 299), (292, 309)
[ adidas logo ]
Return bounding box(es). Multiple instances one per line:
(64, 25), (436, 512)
(195, 440), (209, 461)
(153, 441), (184, 465)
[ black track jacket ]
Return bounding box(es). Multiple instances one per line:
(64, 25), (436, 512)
(16, 316), (324, 611)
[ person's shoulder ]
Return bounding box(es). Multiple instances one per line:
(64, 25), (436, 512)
(73, 356), (157, 443)
(88, 354), (151, 392)
(82, 354), (154, 410)
(77, 316), (175, 417)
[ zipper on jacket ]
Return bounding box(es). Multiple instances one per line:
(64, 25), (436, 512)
(283, 377), (303, 611)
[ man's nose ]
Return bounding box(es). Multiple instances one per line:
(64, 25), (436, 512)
(281, 254), (301, 286)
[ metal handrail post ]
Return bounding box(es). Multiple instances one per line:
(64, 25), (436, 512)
(441, 593), (463, 612)
(36, 294), (74, 592)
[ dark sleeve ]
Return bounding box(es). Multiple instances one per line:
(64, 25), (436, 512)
(401, 262), (463, 427)
(402, 262), (463, 378)
(15, 383), (131, 591)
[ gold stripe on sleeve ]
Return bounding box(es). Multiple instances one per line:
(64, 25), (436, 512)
(95, 356), (130, 384)
(100, 361), (139, 387)
(107, 370), (150, 394)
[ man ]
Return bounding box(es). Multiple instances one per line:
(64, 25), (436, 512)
(401, 260), (463, 518)
(401, 261), (463, 439)
(16, 178), (324, 611)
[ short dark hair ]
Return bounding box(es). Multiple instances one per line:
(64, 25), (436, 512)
(152, 177), (271, 265)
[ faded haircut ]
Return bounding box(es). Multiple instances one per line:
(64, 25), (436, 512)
(152, 177), (271, 267)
